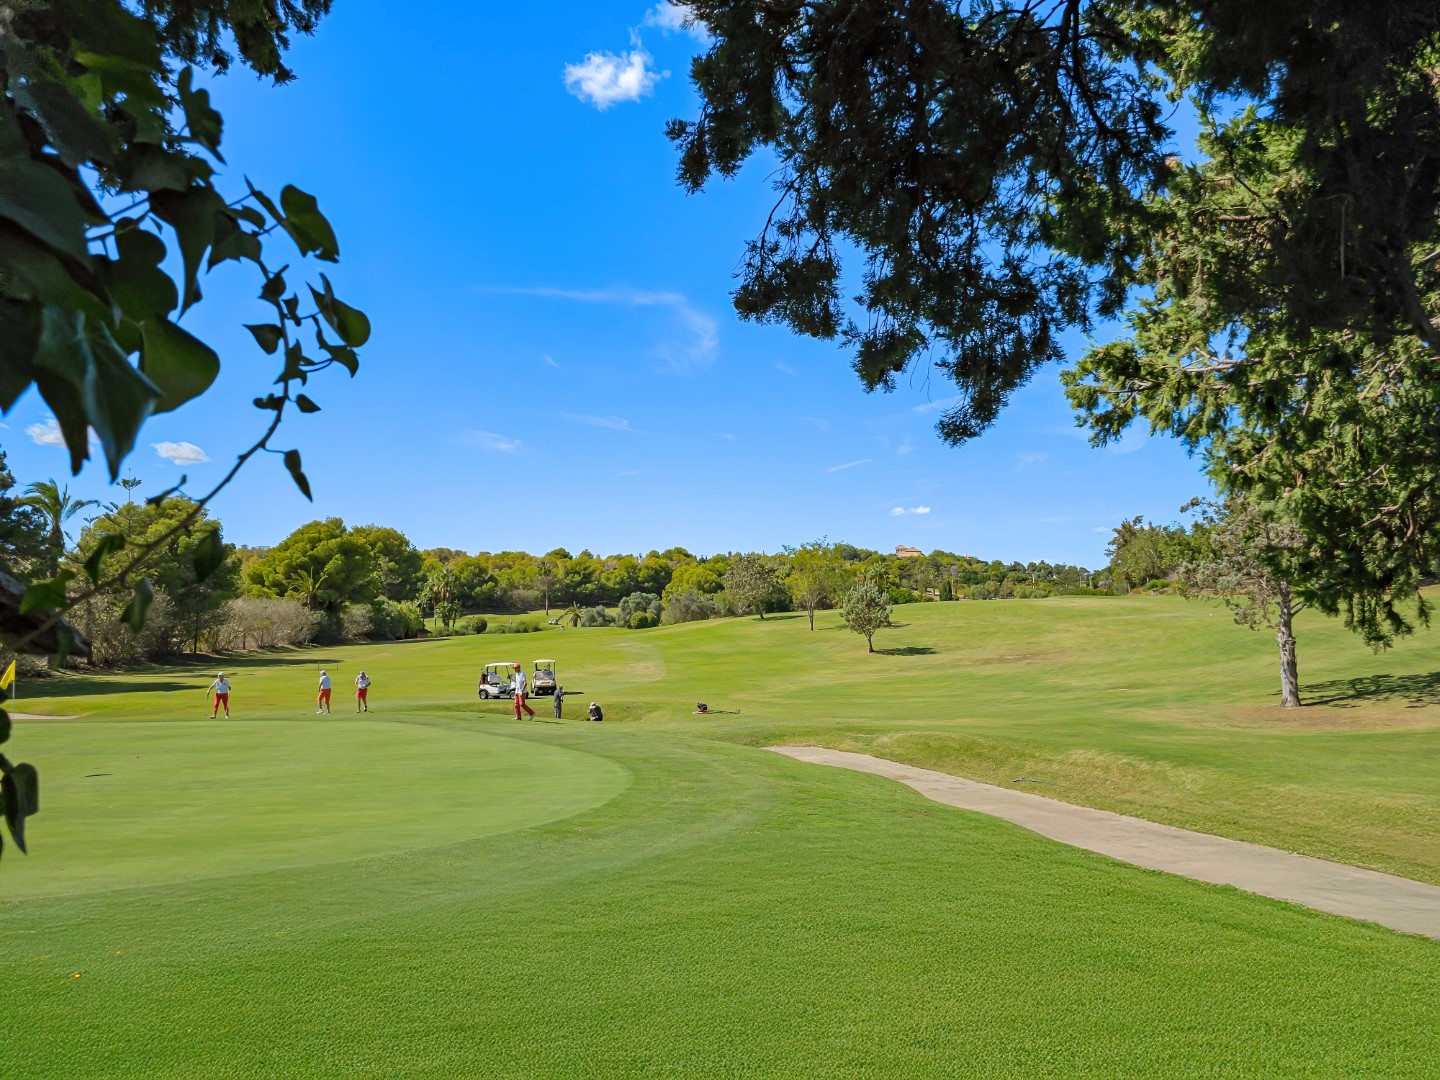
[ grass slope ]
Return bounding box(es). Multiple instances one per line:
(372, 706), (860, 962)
(4, 595), (1439, 1075)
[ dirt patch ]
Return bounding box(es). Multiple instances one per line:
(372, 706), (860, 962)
(9, 712), (79, 721)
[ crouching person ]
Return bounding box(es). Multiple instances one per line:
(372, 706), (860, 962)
(587, 701), (603, 722)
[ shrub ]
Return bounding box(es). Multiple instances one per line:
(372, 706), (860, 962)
(628, 610), (658, 629)
(222, 597), (323, 649)
(579, 607), (614, 627)
(368, 598), (424, 640)
(489, 616), (544, 634)
(617, 591), (662, 624)
(339, 603), (373, 642)
(663, 589), (719, 623)
(885, 585), (921, 605)
(1144, 579), (1172, 593)
(455, 616), (488, 635)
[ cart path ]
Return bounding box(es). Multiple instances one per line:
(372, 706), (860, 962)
(768, 745), (1440, 940)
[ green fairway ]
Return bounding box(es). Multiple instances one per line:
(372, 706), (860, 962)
(4, 596), (1440, 1075)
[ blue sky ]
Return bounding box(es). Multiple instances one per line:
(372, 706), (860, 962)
(1, 0), (1211, 566)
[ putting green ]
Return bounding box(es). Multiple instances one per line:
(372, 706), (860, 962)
(3, 719), (630, 900)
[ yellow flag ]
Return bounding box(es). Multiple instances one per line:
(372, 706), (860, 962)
(0, 660), (15, 691)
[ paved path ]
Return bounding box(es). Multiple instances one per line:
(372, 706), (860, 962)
(769, 745), (1440, 940)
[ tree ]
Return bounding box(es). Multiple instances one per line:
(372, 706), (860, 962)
(560, 603), (584, 628)
(73, 497), (240, 655)
(245, 519), (379, 614)
(349, 525), (423, 602)
(784, 540), (847, 630)
(673, 2), (1440, 627)
(20, 480), (97, 573)
(1178, 498), (1311, 708)
(0, 451), (50, 578)
(724, 554), (784, 619)
(840, 584), (893, 654)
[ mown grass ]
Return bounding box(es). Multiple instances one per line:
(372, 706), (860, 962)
(4, 594), (1439, 1075)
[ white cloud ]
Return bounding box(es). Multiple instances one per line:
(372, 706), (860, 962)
(1035, 515), (1077, 524)
(1092, 525), (1112, 533)
(897, 436), (915, 456)
(541, 353), (560, 368)
(492, 286), (717, 371)
(27, 417), (98, 450)
(153, 441), (209, 465)
(460, 430), (522, 454)
(717, 432), (736, 440)
(26, 417), (66, 447)
(615, 469), (641, 477)
(914, 395), (960, 415)
(774, 361), (796, 376)
(564, 46), (666, 110)
(825, 459), (871, 473)
(1016, 451), (1048, 470)
(891, 505), (932, 517)
(643, 2), (711, 41)
(1109, 429), (1149, 455)
(794, 415), (830, 431)
(563, 413), (644, 433)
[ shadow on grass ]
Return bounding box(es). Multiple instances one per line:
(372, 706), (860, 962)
(14, 677), (197, 700)
(1304, 671), (1440, 707)
(875, 646), (937, 656)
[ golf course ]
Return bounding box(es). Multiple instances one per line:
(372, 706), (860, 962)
(4, 594), (1439, 1077)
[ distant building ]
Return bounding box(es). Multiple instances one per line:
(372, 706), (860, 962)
(895, 545), (923, 559)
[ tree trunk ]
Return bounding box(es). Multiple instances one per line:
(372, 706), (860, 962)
(866, 632), (875, 653)
(544, 586), (550, 616)
(807, 604), (815, 631)
(1276, 583), (1301, 708)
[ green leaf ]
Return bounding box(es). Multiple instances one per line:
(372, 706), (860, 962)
(139, 319), (220, 413)
(0, 102), (95, 260)
(82, 319), (161, 477)
(192, 528), (225, 583)
(82, 533), (128, 584)
(107, 227), (178, 318)
(295, 393), (321, 413)
(177, 67), (225, 161)
(18, 571), (74, 614)
(330, 297), (371, 348)
(0, 300), (37, 410)
(312, 274), (370, 347)
(283, 449), (313, 501)
(2, 762), (40, 855)
(259, 269), (287, 303)
(150, 188), (221, 313)
(280, 186), (339, 262)
(246, 324), (283, 354)
(33, 308), (157, 477)
(11, 72), (115, 168)
(315, 330), (359, 376)
(120, 577), (155, 632)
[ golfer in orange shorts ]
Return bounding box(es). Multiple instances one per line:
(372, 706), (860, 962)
(316, 669), (332, 714)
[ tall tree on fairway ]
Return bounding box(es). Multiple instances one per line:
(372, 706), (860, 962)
(784, 539), (847, 631)
(841, 583), (893, 654)
(21, 480), (97, 572)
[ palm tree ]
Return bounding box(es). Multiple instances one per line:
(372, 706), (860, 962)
(561, 603), (584, 628)
(287, 565), (330, 610)
(21, 479), (97, 570)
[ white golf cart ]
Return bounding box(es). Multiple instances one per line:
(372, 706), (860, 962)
(478, 662), (518, 700)
(531, 659), (557, 696)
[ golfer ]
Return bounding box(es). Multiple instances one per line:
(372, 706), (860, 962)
(316, 669), (332, 715)
(355, 670), (371, 713)
(553, 684), (565, 720)
(587, 701), (603, 723)
(207, 671), (231, 719)
(512, 663), (535, 720)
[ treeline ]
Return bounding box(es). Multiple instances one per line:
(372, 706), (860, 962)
(0, 448), (1110, 665)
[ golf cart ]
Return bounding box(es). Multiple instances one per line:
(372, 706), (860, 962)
(531, 660), (557, 696)
(478, 662), (517, 700)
